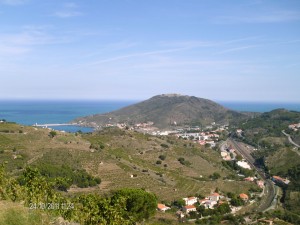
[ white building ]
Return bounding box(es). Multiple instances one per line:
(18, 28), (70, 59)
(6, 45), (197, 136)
(182, 205), (197, 213)
(208, 193), (221, 202)
(237, 161), (251, 170)
(183, 197), (198, 206)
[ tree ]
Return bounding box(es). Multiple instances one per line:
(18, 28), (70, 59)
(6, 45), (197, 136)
(209, 172), (221, 180)
(173, 199), (185, 207)
(49, 131), (57, 138)
(76, 194), (134, 225)
(216, 203), (231, 214)
(236, 154), (243, 161)
(230, 197), (243, 206)
(112, 188), (157, 222)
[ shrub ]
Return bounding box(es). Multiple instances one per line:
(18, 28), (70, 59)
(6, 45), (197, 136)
(158, 155), (166, 160)
(49, 131), (57, 138)
(160, 144), (169, 148)
(112, 188), (157, 222)
(178, 157), (191, 166)
(209, 172), (221, 180)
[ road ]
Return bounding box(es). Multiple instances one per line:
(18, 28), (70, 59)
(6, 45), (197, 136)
(282, 130), (300, 148)
(228, 138), (276, 212)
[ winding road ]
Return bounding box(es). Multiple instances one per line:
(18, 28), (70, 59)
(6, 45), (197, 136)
(282, 130), (300, 157)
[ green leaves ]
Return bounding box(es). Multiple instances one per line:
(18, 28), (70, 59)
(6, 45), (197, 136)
(75, 194), (134, 225)
(1, 166), (156, 224)
(112, 188), (157, 222)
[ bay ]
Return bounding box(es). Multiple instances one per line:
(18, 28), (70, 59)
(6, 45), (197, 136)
(1, 100), (299, 133)
(0, 100), (136, 132)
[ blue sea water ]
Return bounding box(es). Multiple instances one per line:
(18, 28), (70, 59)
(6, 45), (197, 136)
(0, 100), (136, 133)
(0, 100), (299, 132)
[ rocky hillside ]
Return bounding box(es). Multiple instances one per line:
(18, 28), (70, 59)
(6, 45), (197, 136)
(73, 94), (248, 129)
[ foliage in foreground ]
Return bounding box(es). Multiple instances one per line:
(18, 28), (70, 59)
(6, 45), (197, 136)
(0, 165), (157, 225)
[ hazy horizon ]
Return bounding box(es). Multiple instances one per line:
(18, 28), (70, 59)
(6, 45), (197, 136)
(0, 95), (300, 104)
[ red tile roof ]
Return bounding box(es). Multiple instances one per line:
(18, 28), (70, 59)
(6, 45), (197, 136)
(184, 205), (196, 209)
(157, 204), (167, 210)
(239, 193), (249, 199)
(211, 192), (220, 196)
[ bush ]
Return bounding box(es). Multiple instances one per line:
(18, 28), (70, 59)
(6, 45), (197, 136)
(230, 197), (244, 206)
(112, 188), (157, 222)
(209, 172), (221, 180)
(49, 131), (57, 138)
(21, 163), (101, 190)
(178, 157), (191, 166)
(160, 144), (169, 148)
(158, 155), (166, 160)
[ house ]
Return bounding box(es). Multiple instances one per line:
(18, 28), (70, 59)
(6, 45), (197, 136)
(257, 180), (264, 188)
(236, 129), (243, 136)
(244, 177), (254, 182)
(183, 197), (198, 206)
(208, 192), (221, 202)
(288, 123), (300, 130)
(239, 193), (249, 201)
(237, 161), (251, 170)
(182, 205), (197, 213)
(198, 140), (206, 145)
(272, 176), (290, 185)
(221, 151), (228, 157)
(157, 203), (170, 212)
(202, 200), (217, 209)
(199, 198), (207, 205)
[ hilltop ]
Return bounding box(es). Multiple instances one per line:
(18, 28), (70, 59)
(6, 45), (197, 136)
(73, 94), (249, 129)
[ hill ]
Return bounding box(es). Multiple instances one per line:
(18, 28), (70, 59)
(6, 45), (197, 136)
(234, 108), (300, 217)
(73, 94), (249, 129)
(0, 122), (253, 201)
(0, 121), (258, 224)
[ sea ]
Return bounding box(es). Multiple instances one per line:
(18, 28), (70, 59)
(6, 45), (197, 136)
(0, 100), (299, 133)
(0, 100), (136, 133)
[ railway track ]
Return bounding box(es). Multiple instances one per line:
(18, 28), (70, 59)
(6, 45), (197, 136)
(229, 138), (276, 212)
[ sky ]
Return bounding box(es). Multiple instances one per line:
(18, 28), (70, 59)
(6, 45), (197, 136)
(0, 0), (300, 102)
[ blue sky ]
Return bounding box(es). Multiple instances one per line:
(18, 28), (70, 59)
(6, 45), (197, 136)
(0, 0), (299, 102)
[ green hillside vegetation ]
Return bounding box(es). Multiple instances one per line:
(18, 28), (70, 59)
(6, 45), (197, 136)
(0, 121), (258, 223)
(235, 109), (300, 221)
(19, 163), (101, 191)
(82, 127), (256, 201)
(239, 109), (300, 147)
(0, 166), (156, 224)
(236, 109), (300, 167)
